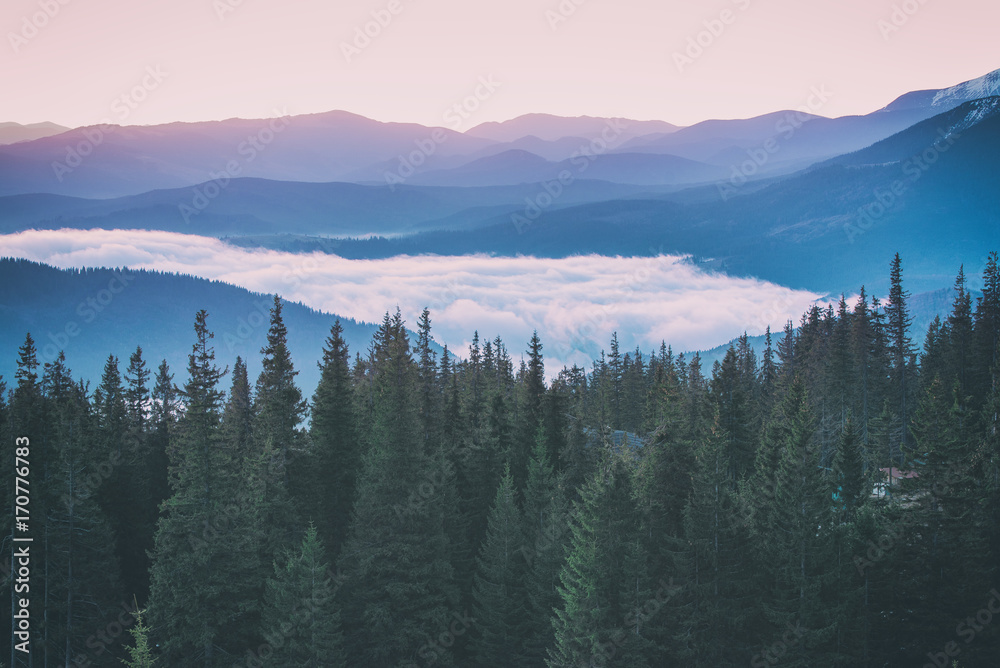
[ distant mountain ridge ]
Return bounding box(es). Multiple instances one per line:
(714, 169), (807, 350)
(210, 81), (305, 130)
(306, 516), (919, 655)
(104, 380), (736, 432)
(1, 68), (997, 198)
(466, 113), (680, 142)
(0, 121), (69, 145)
(263, 97), (1000, 297)
(0, 258), (410, 396)
(880, 68), (1000, 113)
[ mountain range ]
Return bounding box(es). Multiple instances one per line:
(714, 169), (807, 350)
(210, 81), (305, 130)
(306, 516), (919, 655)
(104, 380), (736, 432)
(226, 96), (1000, 296)
(1, 67), (999, 382)
(2, 68), (998, 199)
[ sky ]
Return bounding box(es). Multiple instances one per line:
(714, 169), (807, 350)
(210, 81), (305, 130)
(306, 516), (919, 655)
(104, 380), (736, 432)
(0, 229), (823, 370)
(3, 0), (997, 129)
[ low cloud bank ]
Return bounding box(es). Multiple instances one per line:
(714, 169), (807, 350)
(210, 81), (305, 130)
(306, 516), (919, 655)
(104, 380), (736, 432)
(0, 229), (822, 370)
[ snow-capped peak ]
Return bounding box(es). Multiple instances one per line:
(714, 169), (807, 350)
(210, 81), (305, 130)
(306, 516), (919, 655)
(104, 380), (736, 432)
(930, 68), (1000, 108)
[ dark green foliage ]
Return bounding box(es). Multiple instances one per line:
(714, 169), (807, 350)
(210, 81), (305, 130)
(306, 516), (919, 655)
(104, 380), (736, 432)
(120, 346), (159, 603)
(261, 525), (346, 667)
(710, 339), (759, 479)
(548, 454), (653, 668)
(886, 253), (916, 460)
(121, 606), (157, 668)
(147, 310), (262, 666)
(253, 296), (307, 557)
(471, 465), (528, 666)
(668, 421), (752, 666)
(44, 352), (124, 663)
(883, 377), (995, 664)
(522, 437), (570, 666)
(746, 380), (840, 667)
(4, 252), (1000, 666)
(303, 320), (359, 557)
(336, 310), (459, 666)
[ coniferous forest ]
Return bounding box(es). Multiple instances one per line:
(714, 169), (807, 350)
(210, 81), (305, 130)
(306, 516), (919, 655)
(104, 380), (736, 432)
(3, 252), (1000, 668)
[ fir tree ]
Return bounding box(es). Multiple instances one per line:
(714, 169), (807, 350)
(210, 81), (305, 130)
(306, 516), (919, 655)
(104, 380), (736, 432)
(669, 421), (751, 666)
(548, 454), (652, 668)
(45, 353), (124, 662)
(336, 310), (459, 666)
(974, 252), (1000, 391)
(415, 307), (441, 448)
(522, 436), (570, 666)
(471, 465), (528, 666)
(946, 265), (976, 397)
(148, 311), (260, 666)
(885, 253), (915, 460)
(305, 320), (359, 556)
(123, 347), (157, 594)
(261, 525), (346, 667)
(886, 378), (993, 664)
(254, 295), (307, 557)
(747, 380), (839, 667)
(222, 356), (254, 461)
(711, 345), (758, 478)
(121, 605), (157, 668)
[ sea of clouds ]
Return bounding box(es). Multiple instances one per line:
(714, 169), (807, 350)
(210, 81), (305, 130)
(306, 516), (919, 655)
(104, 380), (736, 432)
(0, 228), (823, 370)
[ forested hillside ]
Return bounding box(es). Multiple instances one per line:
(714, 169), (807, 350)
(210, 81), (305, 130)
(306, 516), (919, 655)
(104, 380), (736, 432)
(2, 252), (999, 666)
(0, 258), (384, 396)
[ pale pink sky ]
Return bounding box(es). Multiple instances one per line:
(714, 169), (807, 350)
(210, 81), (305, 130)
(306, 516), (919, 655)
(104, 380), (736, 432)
(2, 0), (997, 128)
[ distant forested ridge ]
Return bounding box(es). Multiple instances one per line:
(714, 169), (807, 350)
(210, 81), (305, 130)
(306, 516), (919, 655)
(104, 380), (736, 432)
(0, 257), (385, 396)
(2, 252), (1000, 667)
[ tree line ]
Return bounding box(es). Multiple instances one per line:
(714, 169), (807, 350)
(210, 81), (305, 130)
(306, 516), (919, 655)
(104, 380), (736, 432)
(2, 251), (1000, 667)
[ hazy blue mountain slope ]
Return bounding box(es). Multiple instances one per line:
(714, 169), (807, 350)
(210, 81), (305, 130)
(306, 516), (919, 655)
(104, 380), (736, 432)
(270, 99), (1000, 295)
(407, 150), (727, 187)
(0, 178), (668, 237)
(0, 258), (398, 395)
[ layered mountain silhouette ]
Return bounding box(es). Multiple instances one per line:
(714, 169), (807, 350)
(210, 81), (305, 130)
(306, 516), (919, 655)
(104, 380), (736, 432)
(244, 96), (999, 296)
(1, 69), (998, 300)
(0, 258), (388, 396)
(0, 121), (69, 145)
(2, 68), (997, 198)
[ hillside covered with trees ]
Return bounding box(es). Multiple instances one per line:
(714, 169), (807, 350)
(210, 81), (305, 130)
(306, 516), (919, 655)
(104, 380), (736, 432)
(2, 252), (1000, 667)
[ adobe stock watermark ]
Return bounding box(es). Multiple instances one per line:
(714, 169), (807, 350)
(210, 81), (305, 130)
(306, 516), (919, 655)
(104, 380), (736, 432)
(717, 85), (834, 201)
(8, 0), (73, 53)
(552, 248), (674, 363)
(583, 578), (682, 667)
(750, 620), (806, 667)
(222, 298), (273, 354)
(340, 0), (412, 63)
(61, 449), (121, 514)
(511, 118), (628, 234)
(424, 277), (467, 315)
(40, 271), (136, 363)
(214, 0), (249, 21)
(52, 65), (169, 182)
(403, 609), (476, 667)
(877, 0), (931, 41)
(844, 127), (959, 244)
(747, 292), (801, 337)
(545, 0), (590, 31)
(518, 506), (568, 568)
(855, 458), (977, 576)
(923, 589), (1000, 668)
(178, 108), (291, 223)
(384, 75), (502, 190)
(71, 599), (140, 667)
(392, 440), (482, 520)
(222, 258), (323, 352)
(673, 0), (753, 73)
(235, 569), (349, 667)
